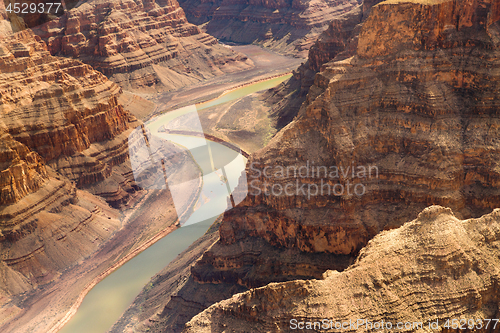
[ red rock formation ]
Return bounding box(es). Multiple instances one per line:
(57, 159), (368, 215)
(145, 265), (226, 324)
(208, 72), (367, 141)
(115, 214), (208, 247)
(184, 206), (500, 332)
(211, 0), (500, 271)
(177, 0), (362, 57)
(30, 0), (253, 91)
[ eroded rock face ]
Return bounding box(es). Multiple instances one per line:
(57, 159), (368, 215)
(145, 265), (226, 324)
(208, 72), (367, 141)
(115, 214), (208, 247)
(263, 0), (375, 132)
(0, 130), (48, 206)
(184, 206), (500, 332)
(0, 30), (133, 190)
(31, 0), (253, 91)
(0, 30), (139, 295)
(211, 0), (500, 277)
(177, 0), (361, 57)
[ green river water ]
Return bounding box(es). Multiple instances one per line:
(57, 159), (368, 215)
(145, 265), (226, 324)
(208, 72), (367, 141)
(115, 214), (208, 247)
(58, 73), (291, 333)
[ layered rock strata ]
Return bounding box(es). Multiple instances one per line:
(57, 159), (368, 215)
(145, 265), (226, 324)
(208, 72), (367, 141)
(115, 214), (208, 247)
(178, 0), (362, 57)
(262, 1), (372, 132)
(184, 206), (500, 332)
(30, 0), (253, 91)
(0, 130), (48, 207)
(116, 0), (500, 331)
(205, 0), (500, 284)
(0, 30), (135, 197)
(0, 29), (139, 296)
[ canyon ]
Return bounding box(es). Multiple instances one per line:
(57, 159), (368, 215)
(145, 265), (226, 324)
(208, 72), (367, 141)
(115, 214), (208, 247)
(0, 28), (138, 330)
(3, 0), (500, 331)
(0, 0), (224, 328)
(0, 28), (205, 331)
(112, 0), (500, 332)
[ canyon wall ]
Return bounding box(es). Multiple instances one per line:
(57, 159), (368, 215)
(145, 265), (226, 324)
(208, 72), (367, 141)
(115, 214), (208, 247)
(0, 29), (138, 204)
(203, 0), (500, 286)
(0, 29), (139, 297)
(262, 0), (378, 131)
(177, 0), (361, 57)
(115, 0), (500, 331)
(28, 0), (253, 91)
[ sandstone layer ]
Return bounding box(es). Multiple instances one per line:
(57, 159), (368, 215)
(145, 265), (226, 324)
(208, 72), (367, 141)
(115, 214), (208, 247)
(184, 206), (500, 332)
(115, 0), (500, 331)
(178, 0), (361, 57)
(29, 0), (253, 91)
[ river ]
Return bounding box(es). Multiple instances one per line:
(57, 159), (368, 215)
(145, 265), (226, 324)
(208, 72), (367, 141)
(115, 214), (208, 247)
(58, 73), (292, 333)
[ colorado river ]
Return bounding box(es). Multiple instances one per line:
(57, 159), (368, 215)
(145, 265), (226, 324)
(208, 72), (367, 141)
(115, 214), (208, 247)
(58, 73), (291, 333)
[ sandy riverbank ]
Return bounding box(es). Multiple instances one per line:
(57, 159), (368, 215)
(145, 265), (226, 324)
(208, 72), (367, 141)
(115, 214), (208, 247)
(49, 172), (203, 333)
(0, 171), (202, 333)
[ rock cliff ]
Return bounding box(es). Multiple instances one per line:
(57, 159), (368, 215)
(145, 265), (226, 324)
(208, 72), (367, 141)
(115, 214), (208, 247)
(116, 0), (500, 331)
(177, 0), (361, 57)
(0, 29), (136, 196)
(262, 0), (372, 132)
(0, 29), (139, 297)
(184, 206), (500, 332)
(29, 0), (253, 91)
(0, 130), (47, 207)
(204, 0), (500, 286)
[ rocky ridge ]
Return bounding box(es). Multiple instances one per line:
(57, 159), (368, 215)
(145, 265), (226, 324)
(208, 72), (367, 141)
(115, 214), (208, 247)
(115, 0), (500, 331)
(184, 205), (500, 332)
(30, 0), (254, 91)
(177, 0), (361, 57)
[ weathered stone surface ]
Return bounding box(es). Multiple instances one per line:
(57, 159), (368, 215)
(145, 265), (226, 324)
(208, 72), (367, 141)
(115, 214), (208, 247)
(0, 30), (134, 191)
(184, 206), (500, 332)
(213, 0), (500, 268)
(0, 130), (47, 206)
(31, 0), (253, 91)
(178, 0), (361, 57)
(0, 29), (138, 296)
